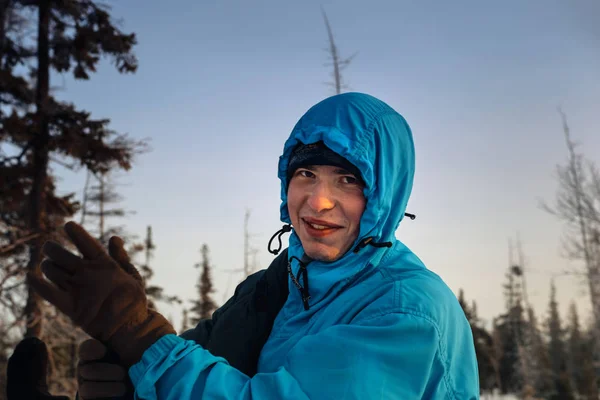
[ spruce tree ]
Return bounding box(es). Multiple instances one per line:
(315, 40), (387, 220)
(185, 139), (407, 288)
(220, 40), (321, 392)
(546, 281), (576, 400)
(180, 309), (190, 333)
(495, 268), (527, 395)
(458, 289), (498, 394)
(567, 302), (598, 399)
(526, 306), (554, 398)
(189, 244), (217, 326)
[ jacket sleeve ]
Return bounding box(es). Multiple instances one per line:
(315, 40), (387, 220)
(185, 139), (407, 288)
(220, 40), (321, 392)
(128, 311), (479, 400)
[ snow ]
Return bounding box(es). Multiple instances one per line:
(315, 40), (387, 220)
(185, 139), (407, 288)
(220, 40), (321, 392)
(481, 393), (519, 400)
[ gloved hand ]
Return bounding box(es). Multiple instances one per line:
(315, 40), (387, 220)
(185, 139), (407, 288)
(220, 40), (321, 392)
(6, 336), (70, 400)
(75, 236), (137, 400)
(27, 221), (176, 368)
(77, 339), (132, 400)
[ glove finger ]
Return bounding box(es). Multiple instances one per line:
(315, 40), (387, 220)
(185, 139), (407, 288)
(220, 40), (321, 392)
(78, 339), (108, 362)
(40, 260), (72, 291)
(42, 241), (81, 274)
(64, 221), (106, 260)
(78, 362), (126, 381)
(108, 236), (143, 284)
(27, 271), (73, 315)
(79, 381), (127, 399)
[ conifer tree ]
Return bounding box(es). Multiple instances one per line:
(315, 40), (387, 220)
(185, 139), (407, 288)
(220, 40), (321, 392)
(458, 289), (499, 394)
(180, 309), (190, 333)
(567, 302), (598, 399)
(526, 306), (554, 398)
(495, 268), (526, 394)
(1, 2), (144, 396)
(0, 0), (145, 340)
(189, 244), (217, 326)
(81, 171), (131, 244)
(546, 281), (576, 400)
(136, 225), (181, 311)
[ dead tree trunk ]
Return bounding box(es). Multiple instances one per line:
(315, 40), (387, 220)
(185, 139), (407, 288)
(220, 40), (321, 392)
(321, 7), (356, 95)
(24, 0), (50, 338)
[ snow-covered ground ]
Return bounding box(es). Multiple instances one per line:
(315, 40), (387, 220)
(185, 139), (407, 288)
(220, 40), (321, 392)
(480, 393), (519, 400)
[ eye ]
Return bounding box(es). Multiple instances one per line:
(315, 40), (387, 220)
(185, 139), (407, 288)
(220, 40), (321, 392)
(296, 169), (315, 179)
(341, 175), (359, 185)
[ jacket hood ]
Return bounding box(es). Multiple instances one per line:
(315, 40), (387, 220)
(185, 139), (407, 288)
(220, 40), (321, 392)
(277, 92), (416, 310)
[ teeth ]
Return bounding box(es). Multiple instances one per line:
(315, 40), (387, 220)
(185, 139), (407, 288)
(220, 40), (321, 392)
(309, 223), (329, 230)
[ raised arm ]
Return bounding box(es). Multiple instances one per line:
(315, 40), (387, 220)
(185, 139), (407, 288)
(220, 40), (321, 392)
(130, 310), (479, 400)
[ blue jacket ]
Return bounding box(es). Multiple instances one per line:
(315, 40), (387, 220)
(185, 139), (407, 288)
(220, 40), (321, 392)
(129, 92), (480, 399)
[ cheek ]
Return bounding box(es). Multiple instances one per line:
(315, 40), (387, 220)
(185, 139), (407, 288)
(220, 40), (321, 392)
(286, 188), (301, 224)
(349, 196), (367, 227)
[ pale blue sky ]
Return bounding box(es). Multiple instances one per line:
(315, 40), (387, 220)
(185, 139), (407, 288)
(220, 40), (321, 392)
(51, 0), (600, 330)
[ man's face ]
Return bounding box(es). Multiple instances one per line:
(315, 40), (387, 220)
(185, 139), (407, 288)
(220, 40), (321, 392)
(287, 165), (366, 262)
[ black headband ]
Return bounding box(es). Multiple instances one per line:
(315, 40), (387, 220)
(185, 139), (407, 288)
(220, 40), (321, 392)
(286, 141), (363, 185)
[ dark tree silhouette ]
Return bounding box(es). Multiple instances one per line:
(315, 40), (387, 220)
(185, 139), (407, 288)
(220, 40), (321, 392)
(189, 244), (217, 326)
(1, 1), (145, 397)
(321, 7), (356, 95)
(546, 281), (575, 400)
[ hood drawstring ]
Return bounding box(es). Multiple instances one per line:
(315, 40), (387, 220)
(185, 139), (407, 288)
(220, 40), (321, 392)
(268, 224), (312, 309)
(353, 237), (392, 253)
(287, 255), (311, 310)
(268, 224), (292, 255)
(353, 212), (416, 253)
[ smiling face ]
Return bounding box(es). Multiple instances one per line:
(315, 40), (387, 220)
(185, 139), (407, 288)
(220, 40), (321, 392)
(287, 165), (366, 262)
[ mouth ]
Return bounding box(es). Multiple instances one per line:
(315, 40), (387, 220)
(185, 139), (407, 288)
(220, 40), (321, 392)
(302, 218), (343, 237)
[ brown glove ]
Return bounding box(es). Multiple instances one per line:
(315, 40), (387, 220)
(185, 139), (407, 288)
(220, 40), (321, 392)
(76, 237), (138, 400)
(28, 221), (176, 368)
(77, 339), (132, 400)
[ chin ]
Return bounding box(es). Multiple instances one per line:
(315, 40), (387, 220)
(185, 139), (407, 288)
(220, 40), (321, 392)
(303, 244), (343, 263)
(309, 253), (338, 262)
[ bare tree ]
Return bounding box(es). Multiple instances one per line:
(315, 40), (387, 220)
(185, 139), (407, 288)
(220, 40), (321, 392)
(321, 7), (357, 95)
(243, 209), (260, 277)
(540, 108), (600, 354)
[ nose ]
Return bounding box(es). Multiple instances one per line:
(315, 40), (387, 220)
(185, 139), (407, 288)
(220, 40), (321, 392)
(306, 182), (335, 213)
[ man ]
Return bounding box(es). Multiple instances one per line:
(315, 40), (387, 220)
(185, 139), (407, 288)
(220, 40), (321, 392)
(28, 92), (480, 399)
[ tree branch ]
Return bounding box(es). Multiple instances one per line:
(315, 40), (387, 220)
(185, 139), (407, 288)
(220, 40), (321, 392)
(0, 231), (41, 254)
